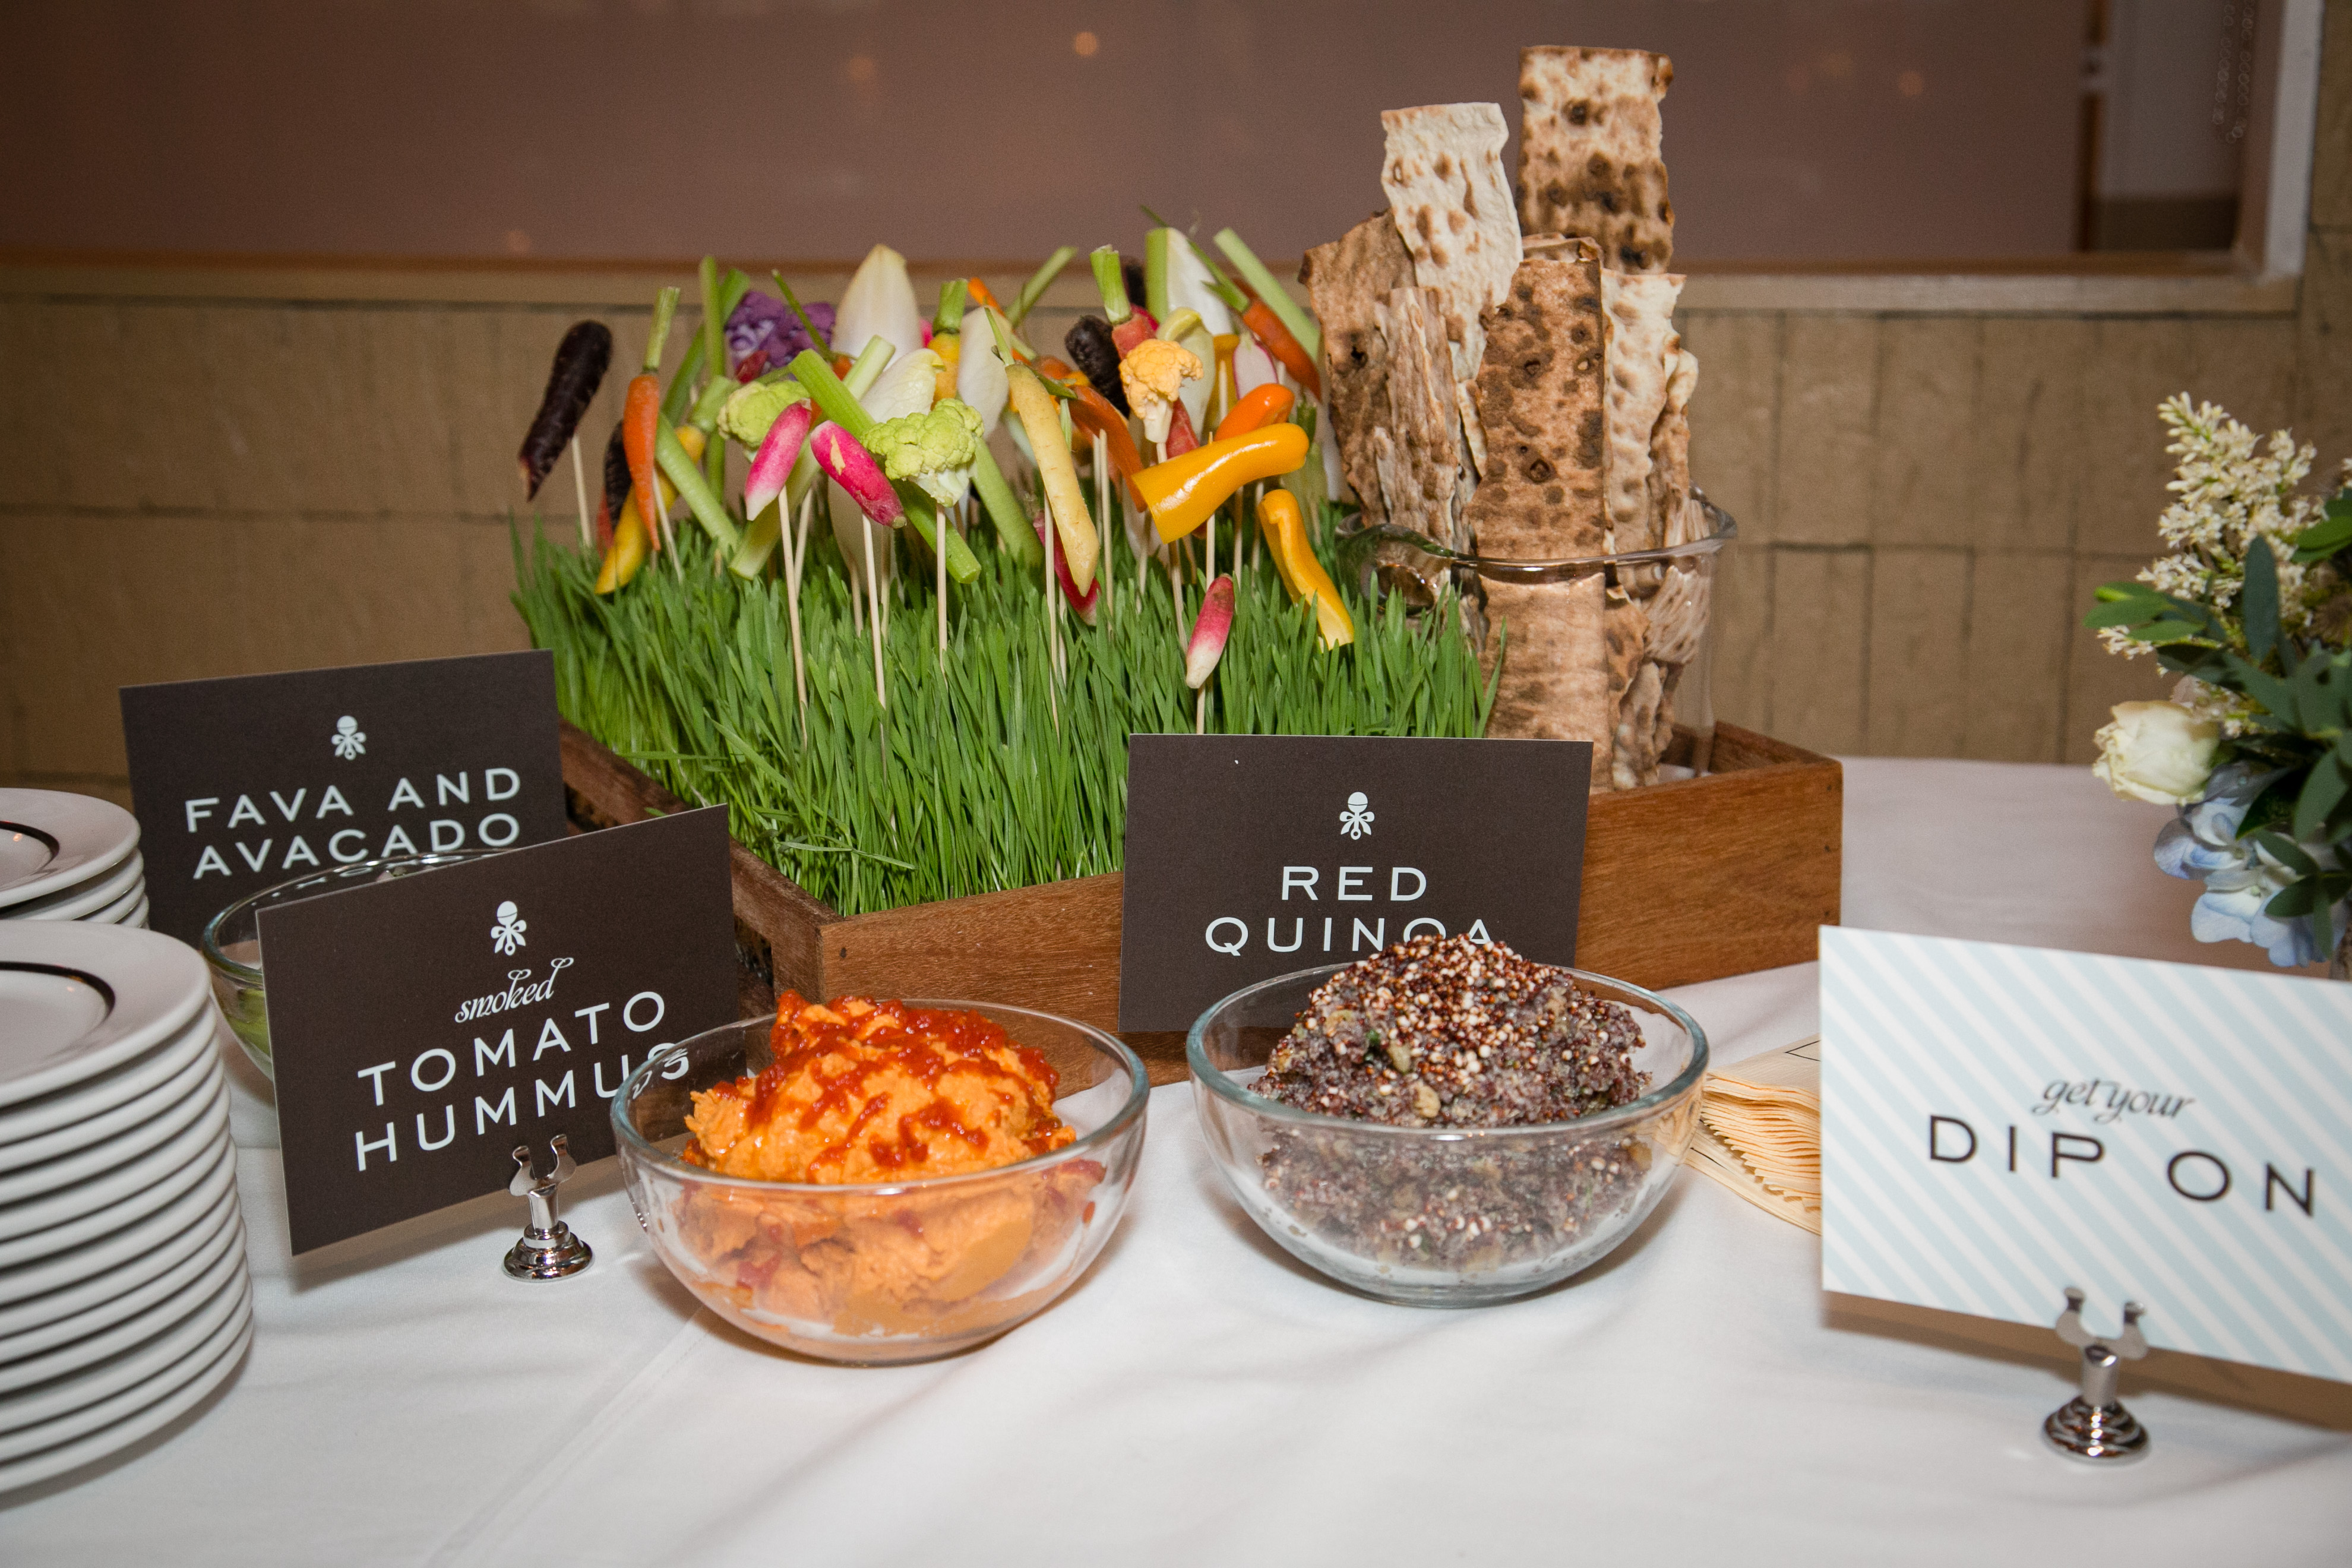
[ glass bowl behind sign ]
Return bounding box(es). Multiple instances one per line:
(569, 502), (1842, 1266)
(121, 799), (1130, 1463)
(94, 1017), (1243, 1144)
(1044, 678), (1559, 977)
(199, 853), (497, 1080)
(1188, 963), (1705, 1307)
(613, 1003), (1150, 1365)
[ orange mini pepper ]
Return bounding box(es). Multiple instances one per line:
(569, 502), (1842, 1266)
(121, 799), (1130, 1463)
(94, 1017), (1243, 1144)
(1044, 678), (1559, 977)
(1134, 423), (1308, 543)
(1215, 383), (1296, 442)
(1255, 488), (1353, 648)
(1240, 296), (1321, 400)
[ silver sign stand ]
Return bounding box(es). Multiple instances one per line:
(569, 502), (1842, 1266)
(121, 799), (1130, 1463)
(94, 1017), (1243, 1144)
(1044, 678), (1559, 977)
(503, 1134), (593, 1281)
(2044, 1287), (2150, 1463)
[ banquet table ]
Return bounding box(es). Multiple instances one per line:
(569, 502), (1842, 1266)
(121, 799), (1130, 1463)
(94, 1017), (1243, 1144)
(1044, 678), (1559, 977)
(5, 758), (2348, 1564)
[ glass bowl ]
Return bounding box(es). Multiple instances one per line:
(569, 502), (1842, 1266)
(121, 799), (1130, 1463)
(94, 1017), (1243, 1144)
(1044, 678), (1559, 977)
(1188, 962), (1705, 1306)
(199, 852), (498, 1080)
(613, 1003), (1150, 1365)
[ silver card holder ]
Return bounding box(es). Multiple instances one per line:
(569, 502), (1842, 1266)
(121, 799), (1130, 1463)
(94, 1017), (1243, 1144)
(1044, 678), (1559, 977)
(2044, 1286), (2149, 1462)
(503, 1134), (593, 1281)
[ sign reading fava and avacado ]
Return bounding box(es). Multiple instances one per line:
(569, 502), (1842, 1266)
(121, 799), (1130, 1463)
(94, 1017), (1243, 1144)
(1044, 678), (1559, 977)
(120, 653), (570, 944)
(1117, 735), (1593, 1032)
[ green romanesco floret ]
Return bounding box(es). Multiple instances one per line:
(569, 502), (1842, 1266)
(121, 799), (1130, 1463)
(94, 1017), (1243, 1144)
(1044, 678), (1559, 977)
(867, 399), (985, 507)
(717, 374), (810, 450)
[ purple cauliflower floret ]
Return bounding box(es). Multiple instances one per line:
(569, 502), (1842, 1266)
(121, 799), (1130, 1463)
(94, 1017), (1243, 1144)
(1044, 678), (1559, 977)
(725, 292), (835, 380)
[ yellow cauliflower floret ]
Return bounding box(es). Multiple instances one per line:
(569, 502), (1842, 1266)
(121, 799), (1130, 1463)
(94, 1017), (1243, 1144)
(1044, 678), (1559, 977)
(1120, 338), (1203, 445)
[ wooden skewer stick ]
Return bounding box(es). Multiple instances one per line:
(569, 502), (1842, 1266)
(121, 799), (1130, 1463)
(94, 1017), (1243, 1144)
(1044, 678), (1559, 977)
(1093, 431), (1112, 627)
(568, 434), (593, 549)
(935, 498), (949, 670)
(860, 517), (887, 709)
(783, 490), (811, 739)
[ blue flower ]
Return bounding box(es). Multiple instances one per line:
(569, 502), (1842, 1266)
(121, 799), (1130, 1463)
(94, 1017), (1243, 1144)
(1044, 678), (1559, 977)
(2154, 764), (2345, 966)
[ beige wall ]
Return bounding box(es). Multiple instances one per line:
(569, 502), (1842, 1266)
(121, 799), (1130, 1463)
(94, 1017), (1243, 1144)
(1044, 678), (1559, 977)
(4, 4), (2346, 804)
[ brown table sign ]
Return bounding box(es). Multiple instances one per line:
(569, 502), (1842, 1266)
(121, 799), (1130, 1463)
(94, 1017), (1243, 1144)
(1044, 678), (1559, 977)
(121, 652), (570, 945)
(258, 807), (736, 1260)
(1118, 735), (1593, 1032)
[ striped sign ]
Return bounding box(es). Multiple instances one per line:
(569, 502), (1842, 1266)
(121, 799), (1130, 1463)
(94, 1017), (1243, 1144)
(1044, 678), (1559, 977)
(1820, 927), (2352, 1383)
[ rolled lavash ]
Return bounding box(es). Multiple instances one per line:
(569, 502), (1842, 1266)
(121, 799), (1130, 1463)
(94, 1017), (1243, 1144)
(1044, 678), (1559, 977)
(1517, 47), (1675, 273)
(1460, 245), (1614, 785)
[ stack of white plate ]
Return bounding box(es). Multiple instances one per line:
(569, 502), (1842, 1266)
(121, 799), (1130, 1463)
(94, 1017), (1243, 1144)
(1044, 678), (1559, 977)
(0, 921), (248, 1494)
(1, 790), (148, 928)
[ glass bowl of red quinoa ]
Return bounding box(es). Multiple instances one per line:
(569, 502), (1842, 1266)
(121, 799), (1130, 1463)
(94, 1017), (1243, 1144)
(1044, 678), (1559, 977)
(1186, 937), (1706, 1305)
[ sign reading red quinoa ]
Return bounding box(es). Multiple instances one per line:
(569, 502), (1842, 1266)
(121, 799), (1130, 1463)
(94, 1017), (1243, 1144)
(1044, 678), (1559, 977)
(260, 807), (736, 1254)
(121, 652), (569, 944)
(1117, 735), (1591, 1032)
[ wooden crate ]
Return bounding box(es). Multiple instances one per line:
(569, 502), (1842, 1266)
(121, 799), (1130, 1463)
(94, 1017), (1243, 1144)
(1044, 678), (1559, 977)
(559, 720), (1841, 1083)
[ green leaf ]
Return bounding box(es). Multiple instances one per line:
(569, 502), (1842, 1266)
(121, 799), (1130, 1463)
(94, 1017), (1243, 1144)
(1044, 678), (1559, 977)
(2252, 829), (2319, 878)
(2293, 753), (2351, 842)
(2243, 534), (2283, 666)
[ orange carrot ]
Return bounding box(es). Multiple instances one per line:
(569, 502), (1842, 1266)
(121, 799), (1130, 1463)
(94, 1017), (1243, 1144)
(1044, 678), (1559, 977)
(624, 287), (679, 553)
(1241, 298), (1320, 400)
(1038, 356), (1147, 505)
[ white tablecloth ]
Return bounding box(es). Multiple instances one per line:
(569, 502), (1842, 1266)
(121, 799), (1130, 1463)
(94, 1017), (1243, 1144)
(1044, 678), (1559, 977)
(6, 760), (2348, 1563)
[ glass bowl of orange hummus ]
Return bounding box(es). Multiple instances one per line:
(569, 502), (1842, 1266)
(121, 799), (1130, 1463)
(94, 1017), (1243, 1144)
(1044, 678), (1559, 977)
(612, 994), (1149, 1365)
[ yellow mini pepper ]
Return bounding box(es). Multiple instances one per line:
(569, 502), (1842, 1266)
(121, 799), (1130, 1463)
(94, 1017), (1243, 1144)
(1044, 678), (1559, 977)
(1256, 488), (1354, 649)
(595, 426), (703, 593)
(1136, 423), (1309, 543)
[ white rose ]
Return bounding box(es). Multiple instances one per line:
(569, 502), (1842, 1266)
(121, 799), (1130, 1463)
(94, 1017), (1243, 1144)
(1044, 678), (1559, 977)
(2093, 701), (2221, 805)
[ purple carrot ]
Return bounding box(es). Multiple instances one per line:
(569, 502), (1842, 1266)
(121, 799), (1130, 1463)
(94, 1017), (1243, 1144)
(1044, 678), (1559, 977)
(1186, 575), (1235, 688)
(744, 400), (814, 520)
(809, 422), (903, 526)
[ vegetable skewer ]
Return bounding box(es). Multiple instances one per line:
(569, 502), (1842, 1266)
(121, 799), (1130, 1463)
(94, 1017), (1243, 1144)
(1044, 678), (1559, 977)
(519, 320), (612, 507)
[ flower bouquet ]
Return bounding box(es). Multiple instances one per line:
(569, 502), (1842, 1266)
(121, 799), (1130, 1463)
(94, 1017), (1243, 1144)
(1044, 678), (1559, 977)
(2088, 396), (2352, 976)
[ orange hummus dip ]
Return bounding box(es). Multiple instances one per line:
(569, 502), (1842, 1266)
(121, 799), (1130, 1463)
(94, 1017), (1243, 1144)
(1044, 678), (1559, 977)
(682, 993), (1076, 1183)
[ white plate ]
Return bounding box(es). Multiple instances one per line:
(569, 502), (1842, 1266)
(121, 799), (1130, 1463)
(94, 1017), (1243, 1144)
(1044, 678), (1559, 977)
(0, 1236), (245, 1395)
(0, 1039), (217, 1175)
(4, 853), (145, 923)
(83, 880), (149, 927)
(0, 1274), (249, 1447)
(113, 894), (151, 929)
(0, 1058), (225, 1206)
(0, 1175), (238, 1334)
(0, 1207), (241, 1370)
(0, 924), (209, 1109)
(0, 1083), (228, 1260)
(0, 1315), (249, 1497)
(0, 1008), (218, 1152)
(0, 792), (139, 911)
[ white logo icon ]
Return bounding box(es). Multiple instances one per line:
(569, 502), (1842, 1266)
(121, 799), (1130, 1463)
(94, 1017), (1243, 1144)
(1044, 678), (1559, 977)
(330, 715), (367, 760)
(490, 900), (528, 956)
(1339, 791), (1374, 840)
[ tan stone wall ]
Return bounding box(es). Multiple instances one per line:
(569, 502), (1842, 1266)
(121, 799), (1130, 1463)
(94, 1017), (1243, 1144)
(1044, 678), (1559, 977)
(3, 3), (2345, 801)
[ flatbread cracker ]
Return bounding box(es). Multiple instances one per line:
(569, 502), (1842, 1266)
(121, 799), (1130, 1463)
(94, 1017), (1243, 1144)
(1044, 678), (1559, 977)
(1367, 286), (1465, 548)
(1301, 212), (1416, 526)
(1644, 347), (1697, 551)
(1460, 245), (1607, 559)
(1482, 576), (1613, 787)
(1518, 47), (1675, 273)
(1599, 268), (1684, 551)
(1380, 103), (1522, 386)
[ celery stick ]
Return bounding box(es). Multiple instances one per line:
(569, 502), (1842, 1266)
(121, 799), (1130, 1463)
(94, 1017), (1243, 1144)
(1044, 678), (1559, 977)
(970, 442), (1042, 568)
(1214, 229), (1322, 362)
(1009, 245), (1077, 327)
(787, 348), (882, 438)
(663, 269), (751, 422)
(1090, 245), (1130, 321)
(655, 425), (742, 554)
(1145, 229), (1172, 321)
(932, 279), (968, 334)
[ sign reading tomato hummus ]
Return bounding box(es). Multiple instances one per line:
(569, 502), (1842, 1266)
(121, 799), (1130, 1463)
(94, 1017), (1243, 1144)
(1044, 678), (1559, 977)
(260, 807), (736, 1254)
